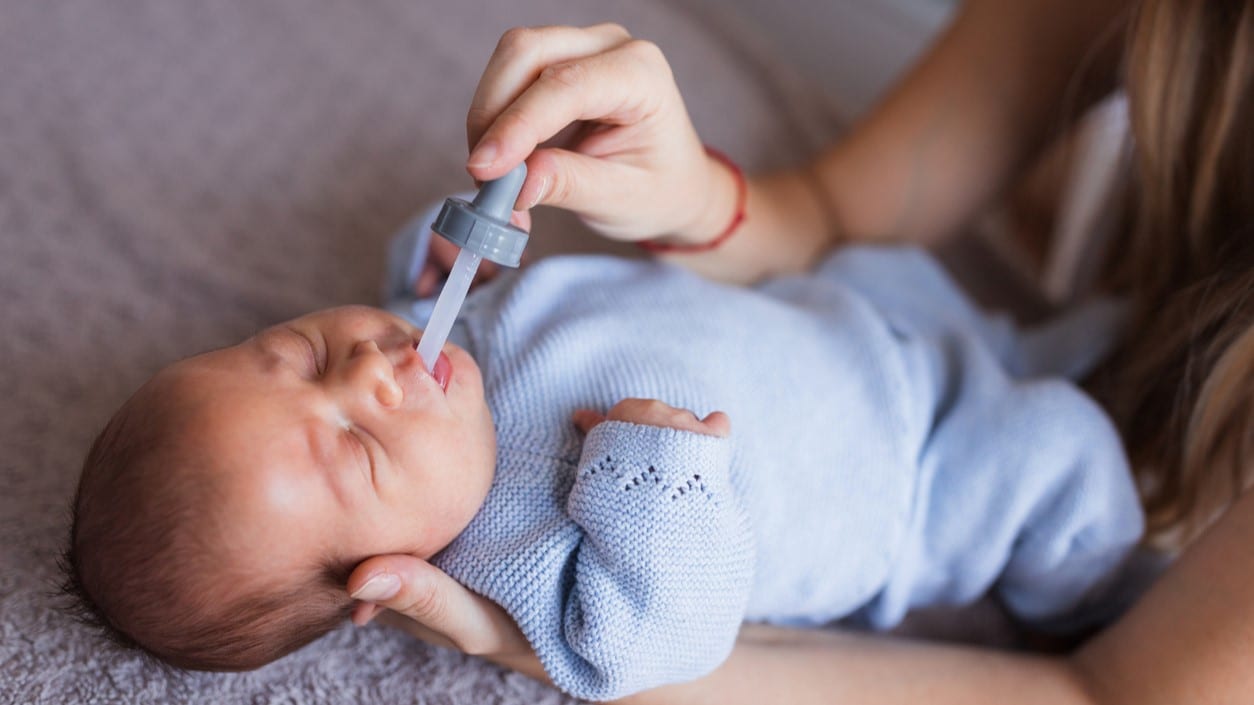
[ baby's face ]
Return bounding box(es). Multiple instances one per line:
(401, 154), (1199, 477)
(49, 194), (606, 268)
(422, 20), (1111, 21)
(159, 305), (496, 583)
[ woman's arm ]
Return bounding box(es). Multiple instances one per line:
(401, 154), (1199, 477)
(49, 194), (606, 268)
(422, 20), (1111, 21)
(813, 0), (1131, 246)
(346, 487), (1254, 704)
(1074, 489), (1254, 704)
(617, 623), (1092, 705)
(665, 0), (1133, 283)
(616, 489), (1254, 705)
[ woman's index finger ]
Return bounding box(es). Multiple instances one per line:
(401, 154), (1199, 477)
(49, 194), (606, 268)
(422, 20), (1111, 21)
(468, 24), (632, 151)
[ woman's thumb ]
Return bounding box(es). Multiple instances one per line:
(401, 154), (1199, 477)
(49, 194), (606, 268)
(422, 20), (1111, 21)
(349, 555), (443, 620)
(346, 554), (506, 656)
(522, 147), (625, 219)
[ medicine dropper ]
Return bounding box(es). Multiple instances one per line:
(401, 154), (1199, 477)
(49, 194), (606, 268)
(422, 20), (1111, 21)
(414, 163), (530, 371)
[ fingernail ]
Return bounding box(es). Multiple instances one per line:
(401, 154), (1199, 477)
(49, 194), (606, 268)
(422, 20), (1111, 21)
(350, 573), (400, 602)
(467, 140), (499, 168)
(525, 175), (548, 209)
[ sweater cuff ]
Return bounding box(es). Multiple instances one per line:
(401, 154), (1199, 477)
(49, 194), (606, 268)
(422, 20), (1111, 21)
(557, 420), (749, 700)
(575, 420), (735, 503)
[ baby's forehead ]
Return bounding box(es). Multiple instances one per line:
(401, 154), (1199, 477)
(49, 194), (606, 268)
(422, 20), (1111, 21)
(140, 357), (303, 480)
(173, 335), (277, 378)
(156, 339), (295, 412)
(161, 363), (332, 496)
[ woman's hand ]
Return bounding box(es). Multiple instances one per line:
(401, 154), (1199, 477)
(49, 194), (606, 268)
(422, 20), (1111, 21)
(464, 24), (739, 245)
(346, 554), (551, 684)
(573, 398), (731, 438)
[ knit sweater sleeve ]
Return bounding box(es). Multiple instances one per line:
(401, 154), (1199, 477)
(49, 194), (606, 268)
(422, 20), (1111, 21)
(381, 205), (434, 310)
(548, 420), (754, 701)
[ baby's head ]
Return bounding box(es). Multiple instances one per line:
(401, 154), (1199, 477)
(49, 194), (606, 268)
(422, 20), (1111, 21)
(62, 306), (497, 670)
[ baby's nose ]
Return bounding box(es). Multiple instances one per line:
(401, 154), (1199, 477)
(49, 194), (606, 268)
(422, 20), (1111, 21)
(342, 340), (403, 408)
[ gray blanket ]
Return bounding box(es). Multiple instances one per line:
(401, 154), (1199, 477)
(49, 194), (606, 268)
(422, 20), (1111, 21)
(0, 2), (840, 702)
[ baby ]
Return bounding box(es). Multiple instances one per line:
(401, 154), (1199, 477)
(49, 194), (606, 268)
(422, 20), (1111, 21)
(64, 203), (1145, 701)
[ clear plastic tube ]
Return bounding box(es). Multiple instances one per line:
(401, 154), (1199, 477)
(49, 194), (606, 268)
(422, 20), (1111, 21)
(416, 247), (481, 371)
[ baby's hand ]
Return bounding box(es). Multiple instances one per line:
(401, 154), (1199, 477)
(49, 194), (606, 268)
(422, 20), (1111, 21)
(573, 398), (731, 438)
(413, 210), (532, 298)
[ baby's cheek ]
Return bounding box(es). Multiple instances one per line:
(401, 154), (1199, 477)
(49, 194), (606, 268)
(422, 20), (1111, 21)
(258, 472), (312, 515)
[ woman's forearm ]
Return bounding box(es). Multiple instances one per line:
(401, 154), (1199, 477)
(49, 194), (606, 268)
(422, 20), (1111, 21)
(616, 624), (1094, 705)
(663, 0), (1132, 284)
(1072, 489), (1254, 705)
(815, 0), (1130, 247)
(656, 168), (834, 284)
(620, 490), (1254, 705)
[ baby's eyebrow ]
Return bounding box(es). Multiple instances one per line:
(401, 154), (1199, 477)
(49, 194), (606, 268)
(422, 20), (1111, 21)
(252, 328), (317, 373)
(249, 333), (289, 368)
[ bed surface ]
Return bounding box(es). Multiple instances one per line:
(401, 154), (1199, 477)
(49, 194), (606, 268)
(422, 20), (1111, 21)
(0, 2), (846, 702)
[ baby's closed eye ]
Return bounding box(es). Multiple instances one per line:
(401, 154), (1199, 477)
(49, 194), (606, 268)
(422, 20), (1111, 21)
(283, 327), (326, 376)
(343, 427), (378, 488)
(255, 327), (324, 378)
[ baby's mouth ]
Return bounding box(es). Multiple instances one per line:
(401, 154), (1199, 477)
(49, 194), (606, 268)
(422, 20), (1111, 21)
(432, 351), (452, 391)
(411, 340), (452, 392)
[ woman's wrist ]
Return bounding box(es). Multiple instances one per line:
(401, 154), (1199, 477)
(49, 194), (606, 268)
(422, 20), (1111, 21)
(649, 147), (745, 250)
(641, 163), (846, 284)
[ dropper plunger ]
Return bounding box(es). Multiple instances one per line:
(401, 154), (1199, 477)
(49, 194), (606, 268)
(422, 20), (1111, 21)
(415, 164), (530, 371)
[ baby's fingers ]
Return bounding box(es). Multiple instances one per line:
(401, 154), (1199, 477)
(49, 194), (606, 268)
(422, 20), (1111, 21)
(697, 410), (732, 438)
(572, 408), (607, 434)
(417, 214), (526, 297)
(415, 264), (443, 298)
(599, 398), (733, 437)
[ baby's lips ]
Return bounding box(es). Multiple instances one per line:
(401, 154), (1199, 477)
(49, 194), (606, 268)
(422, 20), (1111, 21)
(408, 339), (452, 393)
(432, 351), (452, 391)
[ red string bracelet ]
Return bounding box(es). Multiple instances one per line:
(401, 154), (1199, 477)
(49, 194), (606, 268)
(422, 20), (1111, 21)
(637, 146), (747, 254)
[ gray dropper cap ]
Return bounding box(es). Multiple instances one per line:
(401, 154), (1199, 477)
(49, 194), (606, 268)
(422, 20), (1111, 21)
(430, 163), (530, 267)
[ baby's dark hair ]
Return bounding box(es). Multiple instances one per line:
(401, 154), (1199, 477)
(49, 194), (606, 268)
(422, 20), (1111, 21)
(59, 375), (355, 670)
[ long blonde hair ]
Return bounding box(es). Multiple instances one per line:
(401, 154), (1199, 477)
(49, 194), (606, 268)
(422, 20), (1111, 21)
(1100, 0), (1254, 545)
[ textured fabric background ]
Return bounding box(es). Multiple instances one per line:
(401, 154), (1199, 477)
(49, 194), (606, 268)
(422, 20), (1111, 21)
(0, 2), (841, 703)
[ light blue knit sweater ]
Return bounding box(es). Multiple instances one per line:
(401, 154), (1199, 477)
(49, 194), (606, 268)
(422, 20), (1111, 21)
(383, 214), (1144, 701)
